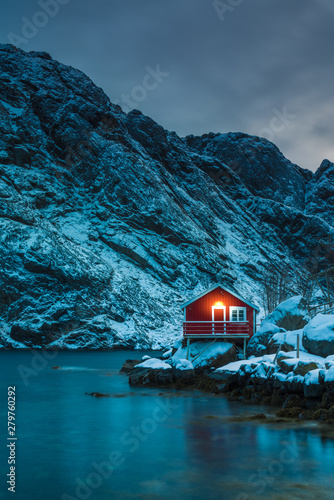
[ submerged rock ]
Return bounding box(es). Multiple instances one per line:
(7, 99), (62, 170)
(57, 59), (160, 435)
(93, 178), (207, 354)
(86, 392), (111, 398)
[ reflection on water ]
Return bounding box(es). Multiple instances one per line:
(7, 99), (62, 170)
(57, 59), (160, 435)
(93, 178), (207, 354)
(1, 351), (334, 500)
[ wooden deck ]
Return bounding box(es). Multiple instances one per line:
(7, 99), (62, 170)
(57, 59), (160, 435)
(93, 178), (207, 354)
(308, 300), (334, 318)
(183, 333), (249, 339)
(183, 321), (250, 336)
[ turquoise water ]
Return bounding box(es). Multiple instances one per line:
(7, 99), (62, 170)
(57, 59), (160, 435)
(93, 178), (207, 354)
(1, 350), (334, 500)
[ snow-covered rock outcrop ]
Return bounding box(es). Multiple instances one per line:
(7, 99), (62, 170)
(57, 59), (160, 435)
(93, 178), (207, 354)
(212, 350), (329, 399)
(303, 314), (334, 357)
(246, 322), (286, 357)
(171, 340), (236, 370)
(0, 44), (334, 349)
(263, 296), (309, 331)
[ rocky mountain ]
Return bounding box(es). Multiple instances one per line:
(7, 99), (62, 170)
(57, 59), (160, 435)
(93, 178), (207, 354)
(0, 44), (333, 349)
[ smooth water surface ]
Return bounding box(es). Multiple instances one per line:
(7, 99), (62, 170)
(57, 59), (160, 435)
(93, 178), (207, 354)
(1, 351), (334, 500)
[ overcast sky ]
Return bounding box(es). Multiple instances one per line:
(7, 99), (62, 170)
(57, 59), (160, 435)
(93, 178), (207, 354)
(2, 0), (334, 171)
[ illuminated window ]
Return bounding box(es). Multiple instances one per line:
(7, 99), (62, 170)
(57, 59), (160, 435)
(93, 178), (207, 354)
(230, 307), (246, 322)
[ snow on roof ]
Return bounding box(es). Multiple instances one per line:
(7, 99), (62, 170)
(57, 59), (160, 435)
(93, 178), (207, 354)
(181, 284), (260, 311)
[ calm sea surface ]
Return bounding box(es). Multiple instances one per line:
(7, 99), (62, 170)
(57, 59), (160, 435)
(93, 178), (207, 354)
(1, 350), (334, 500)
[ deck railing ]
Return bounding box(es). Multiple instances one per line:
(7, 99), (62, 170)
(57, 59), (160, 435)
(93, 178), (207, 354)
(308, 301), (334, 318)
(183, 321), (249, 336)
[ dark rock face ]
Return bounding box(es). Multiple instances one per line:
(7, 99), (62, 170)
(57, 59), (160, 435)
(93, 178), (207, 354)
(190, 344), (236, 373)
(129, 367), (176, 386)
(1, 44), (334, 349)
(246, 322), (285, 357)
(209, 370), (240, 393)
(293, 360), (321, 376)
(119, 359), (141, 374)
(263, 296), (309, 331)
(184, 132), (311, 210)
(306, 159), (334, 226)
(303, 315), (334, 358)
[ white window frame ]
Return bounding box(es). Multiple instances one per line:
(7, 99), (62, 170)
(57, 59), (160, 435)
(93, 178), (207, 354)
(212, 306), (226, 321)
(229, 306), (247, 322)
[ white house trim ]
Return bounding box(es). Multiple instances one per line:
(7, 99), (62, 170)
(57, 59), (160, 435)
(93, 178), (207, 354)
(229, 306), (247, 322)
(212, 305), (226, 321)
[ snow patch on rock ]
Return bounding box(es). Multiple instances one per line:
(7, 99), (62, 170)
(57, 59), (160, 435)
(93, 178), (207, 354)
(263, 296), (308, 331)
(303, 314), (334, 358)
(135, 358), (172, 370)
(172, 341), (235, 369)
(175, 359), (194, 371)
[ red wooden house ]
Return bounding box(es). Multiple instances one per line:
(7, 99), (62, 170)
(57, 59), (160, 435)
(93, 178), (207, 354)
(182, 284), (259, 341)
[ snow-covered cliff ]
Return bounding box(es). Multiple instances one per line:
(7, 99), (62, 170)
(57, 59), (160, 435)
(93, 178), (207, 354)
(0, 44), (333, 349)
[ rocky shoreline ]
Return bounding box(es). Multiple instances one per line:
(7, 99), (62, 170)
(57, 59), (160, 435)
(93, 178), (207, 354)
(118, 297), (334, 425)
(121, 350), (334, 424)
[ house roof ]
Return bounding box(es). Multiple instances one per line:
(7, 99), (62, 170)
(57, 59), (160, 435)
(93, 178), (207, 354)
(181, 284), (260, 311)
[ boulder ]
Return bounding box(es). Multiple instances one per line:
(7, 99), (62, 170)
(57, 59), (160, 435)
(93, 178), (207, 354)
(293, 360), (321, 377)
(324, 366), (334, 390)
(286, 375), (304, 394)
(279, 358), (298, 374)
(303, 314), (334, 358)
(119, 359), (141, 374)
(172, 341), (236, 372)
(171, 339), (182, 356)
(175, 359), (193, 371)
(325, 355), (334, 369)
(321, 391), (334, 408)
(209, 369), (240, 393)
(129, 367), (174, 386)
(303, 369), (325, 398)
(247, 322), (286, 357)
(250, 362), (275, 384)
(276, 351), (293, 367)
(264, 296), (309, 331)
(283, 394), (301, 409)
(270, 329), (304, 353)
(273, 372), (288, 388)
(162, 348), (173, 359)
(174, 359), (195, 384)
